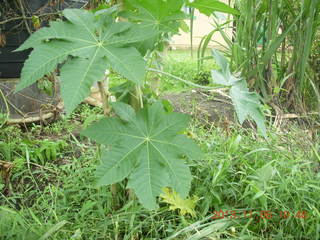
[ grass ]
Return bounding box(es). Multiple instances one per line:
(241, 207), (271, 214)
(1, 52), (320, 239)
(108, 49), (217, 95)
(159, 50), (216, 93)
(1, 104), (319, 239)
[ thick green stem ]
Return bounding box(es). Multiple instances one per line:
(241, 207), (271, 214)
(97, 79), (110, 116)
(127, 85), (143, 201)
(129, 85), (143, 112)
(98, 73), (119, 207)
(148, 68), (223, 90)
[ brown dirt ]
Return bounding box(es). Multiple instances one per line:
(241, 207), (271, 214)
(163, 89), (238, 126)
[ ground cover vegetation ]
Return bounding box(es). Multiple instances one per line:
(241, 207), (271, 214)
(0, 0), (320, 239)
(1, 98), (319, 239)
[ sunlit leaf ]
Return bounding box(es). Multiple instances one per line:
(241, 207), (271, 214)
(160, 187), (199, 217)
(187, 0), (239, 16)
(16, 9), (153, 114)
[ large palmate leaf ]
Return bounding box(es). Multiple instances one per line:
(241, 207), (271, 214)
(187, 0), (239, 16)
(211, 50), (266, 136)
(82, 102), (202, 209)
(121, 0), (186, 35)
(16, 9), (154, 114)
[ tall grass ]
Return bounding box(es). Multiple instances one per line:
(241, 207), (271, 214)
(198, 0), (320, 111)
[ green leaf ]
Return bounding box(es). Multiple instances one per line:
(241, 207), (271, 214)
(187, 0), (239, 16)
(212, 49), (229, 74)
(230, 81), (266, 136)
(121, 0), (186, 36)
(211, 50), (239, 86)
(103, 46), (145, 85)
(252, 190), (266, 200)
(82, 102), (202, 209)
(16, 9), (152, 114)
(16, 41), (75, 91)
(60, 56), (108, 114)
(111, 102), (135, 122)
(211, 50), (266, 136)
(39, 220), (68, 240)
(211, 70), (236, 86)
(160, 187), (199, 217)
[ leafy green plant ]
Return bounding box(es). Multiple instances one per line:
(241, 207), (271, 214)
(82, 101), (202, 209)
(120, 0), (188, 96)
(14, 4), (201, 210)
(0, 207), (38, 240)
(0, 95), (318, 239)
(37, 76), (54, 96)
(13, 1), (259, 211)
(28, 139), (67, 164)
(193, 70), (211, 85)
(15, 8), (153, 114)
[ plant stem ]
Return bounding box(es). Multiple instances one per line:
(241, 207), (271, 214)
(17, 0), (32, 34)
(128, 84), (143, 201)
(97, 76), (110, 116)
(0, 88), (9, 128)
(129, 85), (143, 112)
(147, 68), (224, 90)
(98, 73), (118, 207)
(127, 85), (143, 201)
(190, 8), (195, 58)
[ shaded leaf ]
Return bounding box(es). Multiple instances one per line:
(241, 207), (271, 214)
(82, 102), (202, 209)
(111, 102), (135, 122)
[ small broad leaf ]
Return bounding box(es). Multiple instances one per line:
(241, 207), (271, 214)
(212, 49), (229, 74)
(160, 187), (199, 217)
(211, 50), (239, 86)
(211, 70), (235, 86)
(111, 102), (135, 122)
(230, 81), (266, 136)
(211, 50), (266, 136)
(256, 163), (275, 184)
(187, 0), (239, 16)
(16, 9), (153, 114)
(82, 102), (202, 209)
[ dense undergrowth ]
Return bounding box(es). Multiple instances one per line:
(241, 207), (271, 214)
(1, 52), (320, 240)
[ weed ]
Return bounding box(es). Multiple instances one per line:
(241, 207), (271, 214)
(0, 105), (319, 239)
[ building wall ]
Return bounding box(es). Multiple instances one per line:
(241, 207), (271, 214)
(171, 2), (232, 49)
